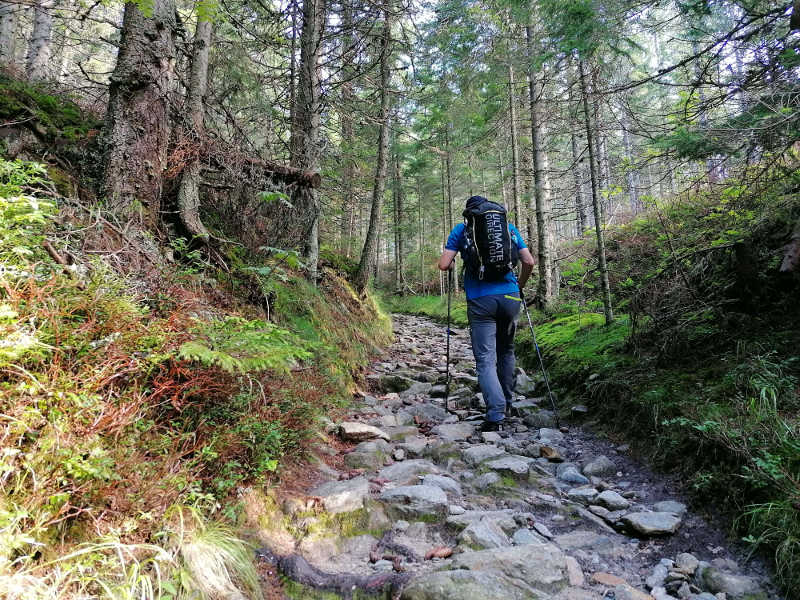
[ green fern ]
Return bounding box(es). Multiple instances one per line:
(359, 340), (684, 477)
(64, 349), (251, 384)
(178, 317), (313, 374)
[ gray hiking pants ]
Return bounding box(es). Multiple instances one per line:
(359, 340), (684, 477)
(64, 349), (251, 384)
(467, 293), (522, 423)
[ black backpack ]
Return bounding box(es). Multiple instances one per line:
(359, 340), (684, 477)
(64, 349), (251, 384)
(461, 197), (519, 281)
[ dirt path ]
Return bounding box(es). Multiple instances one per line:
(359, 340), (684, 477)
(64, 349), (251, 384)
(260, 314), (781, 600)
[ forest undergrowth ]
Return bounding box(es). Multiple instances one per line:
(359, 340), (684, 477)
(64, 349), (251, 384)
(0, 155), (391, 598)
(384, 156), (800, 595)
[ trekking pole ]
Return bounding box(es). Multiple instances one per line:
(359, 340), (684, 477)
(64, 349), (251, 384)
(444, 264), (456, 415)
(519, 290), (560, 427)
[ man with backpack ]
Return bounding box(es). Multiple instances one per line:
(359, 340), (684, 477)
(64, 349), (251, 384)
(438, 195), (535, 432)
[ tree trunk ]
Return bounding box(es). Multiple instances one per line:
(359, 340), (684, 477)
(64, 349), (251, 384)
(417, 177), (424, 293)
(780, 216), (800, 273)
(353, 0), (392, 294)
(622, 113), (640, 213)
(102, 0), (177, 230)
(176, 14), (212, 242)
(292, 0), (326, 281)
(508, 63), (523, 230)
(0, 2), (17, 65)
(445, 127), (457, 294)
(394, 155), (404, 292)
(339, 0), (355, 256)
(525, 22), (555, 306)
(570, 130), (586, 236)
(26, 0), (55, 80)
(579, 58), (614, 325)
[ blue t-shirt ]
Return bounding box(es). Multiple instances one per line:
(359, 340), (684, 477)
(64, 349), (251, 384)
(446, 222), (527, 300)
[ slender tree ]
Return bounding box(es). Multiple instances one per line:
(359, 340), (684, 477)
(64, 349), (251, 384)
(27, 0), (55, 80)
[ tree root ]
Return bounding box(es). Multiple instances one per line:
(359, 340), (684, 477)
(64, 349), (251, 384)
(256, 548), (410, 599)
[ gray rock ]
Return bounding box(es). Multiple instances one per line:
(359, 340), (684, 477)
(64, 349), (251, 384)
(646, 562), (669, 590)
(554, 530), (616, 554)
(339, 421), (390, 442)
(474, 472), (502, 487)
(698, 567), (767, 600)
(446, 510), (519, 533)
(422, 474), (462, 496)
(675, 552), (699, 575)
(621, 512), (682, 536)
(448, 504), (466, 515)
(378, 459), (439, 485)
(393, 448), (406, 461)
(482, 431), (502, 443)
(653, 500), (688, 516)
(510, 399), (540, 415)
(462, 444), (507, 466)
(400, 381), (433, 397)
(484, 455), (531, 479)
(596, 490), (631, 510)
(450, 543), (568, 594)
(539, 428), (565, 444)
(512, 528), (545, 545)
(376, 374), (415, 393)
(308, 477), (369, 514)
(384, 425), (420, 440)
(401, 570), (532, 600)
(523, 409), (557, 428)
(379, 485), (448, 520)
(516, 372), (539, 395)
(428, 384), (447, 397)
(398, 436), (429, 457)
(344, 451), (385, 469)
(533, 522), (553, 539)
(582, 455), (616, 477)
(405, 403), (449, 423)
(567, 487), (599, 504)
(353, 439), (391, 454)
(556, 463), (590, 485)
(395, 410), (414, 426)
(372, 559), (394, 571)
(430, 422), (475, 441)
(459, 518), (511, 549)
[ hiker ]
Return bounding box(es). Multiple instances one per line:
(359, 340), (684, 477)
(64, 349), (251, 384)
(437, 195), (535, 432)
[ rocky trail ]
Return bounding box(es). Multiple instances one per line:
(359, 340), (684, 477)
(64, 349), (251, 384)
(258, 314), (780, 600)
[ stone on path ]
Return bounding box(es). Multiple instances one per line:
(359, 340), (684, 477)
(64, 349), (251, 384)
(462, 444), (506, 466)
(565, 556), (584, 587)
(378, 459), (439, 486)
(401, 570), (533, 600)
(379, 485), (448, 520)
(613, 584), (654, 600)
(398, 436), (428, 457)
(458, 518), (511, 549)
(698, 566), (767, 600)
(557, 463), (590, 485)
(582, 455), (616, 477)
(474, 472), (501, 487)
(539, 428), (565, 444)
(430, 422), (475, 441)
(446, 510), (518, 533)
(481, 431), (502, 443)
(405, 403), (449, 423)
(591, 572), (627, 586)
(421, 474), (462, 496)
(567, 487), (599, 504)
(511, 398), (540, 415)
(338, 421), (390, 442)
(621, 512), (682, 536)
(308, 477), (369, 513)
(512, 528), (545, 545)
(484, 455), (532, 479)
(375, 374), (415, 393)
(652, 500), (687, 516)
(596, 490), (631, 511)
(524, 409), (558, 428)
(450, 543), (569, 595)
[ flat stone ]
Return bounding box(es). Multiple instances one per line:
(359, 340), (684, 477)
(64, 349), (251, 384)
(698, 567), (767, 600)
(378, 459), (439, 485)
(446, 509), (519, 533)
(555, 531), (617, 555)
(448, 504), (466, 515)
(398, 436), (429, 457)
(482, 431), (502, 443)
(459, 518), (511, 549)
(533, 522), (553, 539)
(646, 563), (669, 590)
(430, 422), (475, 441)
(583, 455), (616, 477)
(614, 584), (654, 600)
(421, 474), (462, 496)
(345, 451), (385, 470)
(379, 485), (448, 520)
(675, 552), (699, 575)
(376, 374), (416, 393)
(462, 444), (507, 466)
(591, 572), (627, 586)
(596, 490), (631, 510)
(484, 455), (531, 478)
(621, 512), (682, 536)
(474, 472), (501, 487)
(353, 439), (392, 454)
(511, 398), (541, 415)
(567, 487), (599, 503)
(523, 409), (557, 428)
(308, 477), (369, 513)
(405, 403), (449, 423)
(652, 500), (687, 516)
(339, 421), (390, 442)
(384, 425), (420, 440)
(539, 427), (565, 444)
(450, 543), (569, 594)
(557, 463), (590, 485)
(565, 556), (584, 587)
(401, 570), (532, 600)
(512, 528), (545, 545)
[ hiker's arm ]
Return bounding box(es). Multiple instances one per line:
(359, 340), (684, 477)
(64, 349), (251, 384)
(518, 248), (535, 288)
(438, 249), (457, 270)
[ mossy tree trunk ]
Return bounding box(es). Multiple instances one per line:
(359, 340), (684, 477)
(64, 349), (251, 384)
(176, 13), (212, 242)
(102, 0), (177, 230)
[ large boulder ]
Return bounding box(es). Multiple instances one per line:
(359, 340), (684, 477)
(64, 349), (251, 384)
(698, 566), (767, 600)
(430, 422), (475, 441)
(462, 444), (507, 466)
(308, 477), (370, 514)
(379, 485), (448, 520)
(582, 455), (616, 477)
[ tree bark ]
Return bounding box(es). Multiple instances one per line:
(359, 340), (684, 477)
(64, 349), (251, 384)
(26, 0), (55, 80)
(526, 21), (556, 306)
(338, 0), (355, 256)
(780, 216), (800, 273)
(508, 62), (522, 228)
(176, 15), (212, 242)
(622, 112), (640, 213)
(393, 154), (404, 292)
(353, 0), (392, 294)
(102, 0), (177, 230)
(579, 58), (614, 325)
(0, 2), (17, 65)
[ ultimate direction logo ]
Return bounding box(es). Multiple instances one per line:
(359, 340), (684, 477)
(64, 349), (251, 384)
(486, 212), (505, 263)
